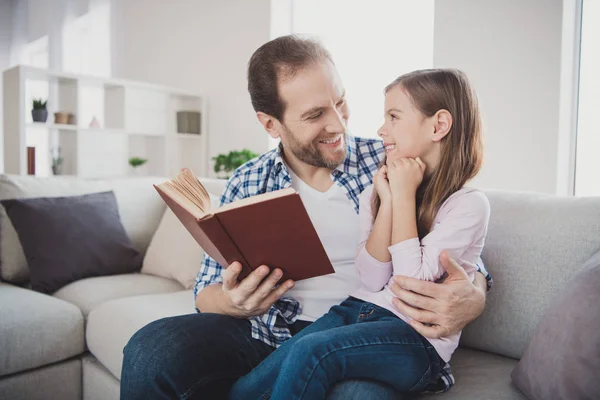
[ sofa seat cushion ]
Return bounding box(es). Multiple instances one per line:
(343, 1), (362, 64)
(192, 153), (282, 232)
(86, 290), (196, 379)
(415, 348), (526, 399)
(0, 282), (84, 377)
(53, 273), (184, 317)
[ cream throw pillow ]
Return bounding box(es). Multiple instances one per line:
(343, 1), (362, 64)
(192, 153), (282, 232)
(142, 207), (205, 289)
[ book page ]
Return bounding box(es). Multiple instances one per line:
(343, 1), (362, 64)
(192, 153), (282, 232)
(155, 182), (206, 220)
(157, 168), (211, 215)
(168, 169), (211, 212)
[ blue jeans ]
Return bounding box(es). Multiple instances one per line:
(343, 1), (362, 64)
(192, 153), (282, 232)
(229, 297), (444, 400)
(120, 312), (405, 400)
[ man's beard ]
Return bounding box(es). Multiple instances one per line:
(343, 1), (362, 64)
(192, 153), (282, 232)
(282, 126), (348, 169)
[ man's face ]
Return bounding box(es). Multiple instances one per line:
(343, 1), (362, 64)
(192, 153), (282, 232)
(277, 60), (349, 169)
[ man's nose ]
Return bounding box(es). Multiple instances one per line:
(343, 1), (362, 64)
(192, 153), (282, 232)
(326, 108), (346, 133)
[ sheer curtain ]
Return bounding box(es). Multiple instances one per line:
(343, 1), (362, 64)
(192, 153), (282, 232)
(575, 0), (600, 196)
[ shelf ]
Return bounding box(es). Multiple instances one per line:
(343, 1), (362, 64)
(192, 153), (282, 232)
(172, 133), (203, 140)
(12, 65), (202, 98)
(6, 65), (209, 178)
(28, 122), (78, 131)
(27, 123), (206, 140)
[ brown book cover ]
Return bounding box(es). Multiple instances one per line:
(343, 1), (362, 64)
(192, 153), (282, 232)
(27, 147), (35, 175)
(154, 169), (335, 282)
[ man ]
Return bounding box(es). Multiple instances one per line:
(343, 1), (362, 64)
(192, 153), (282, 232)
(121, 35), (491, 400)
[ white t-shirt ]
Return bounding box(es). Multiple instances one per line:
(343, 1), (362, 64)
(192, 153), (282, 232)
(286, 167), (361, 321)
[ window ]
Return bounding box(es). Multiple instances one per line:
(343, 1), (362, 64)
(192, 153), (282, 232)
(19, 36), (49, 69)
(62, 1), (111, 76)
(575, 0), (600, 196)
(290, 0), (435, 139)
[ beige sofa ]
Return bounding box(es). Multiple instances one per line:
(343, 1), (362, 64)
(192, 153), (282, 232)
(1, 173), (599, 400)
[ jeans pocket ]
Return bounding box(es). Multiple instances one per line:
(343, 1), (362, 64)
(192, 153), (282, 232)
(407, 364), (433, 393)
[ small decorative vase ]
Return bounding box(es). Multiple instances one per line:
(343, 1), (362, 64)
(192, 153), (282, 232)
(32, 109), (48, 122)
(54, 112), (69, 124)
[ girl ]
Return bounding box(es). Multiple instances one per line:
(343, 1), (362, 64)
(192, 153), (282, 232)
(228, 68), (489, 400)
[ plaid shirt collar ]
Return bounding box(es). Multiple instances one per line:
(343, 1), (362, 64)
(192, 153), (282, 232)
(263, 134), (383, 213)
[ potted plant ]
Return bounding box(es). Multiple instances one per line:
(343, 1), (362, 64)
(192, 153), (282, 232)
(128, 156), (148, 175)
(51, 147), (64, 175)
(32, 99), (48, 123)
(212, 149), (259, 179)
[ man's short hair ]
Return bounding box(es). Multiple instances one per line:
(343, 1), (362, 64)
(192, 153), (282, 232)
(247, 34), (333, 121)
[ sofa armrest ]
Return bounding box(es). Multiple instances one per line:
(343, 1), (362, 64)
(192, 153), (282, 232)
(0, 282), (84, 376)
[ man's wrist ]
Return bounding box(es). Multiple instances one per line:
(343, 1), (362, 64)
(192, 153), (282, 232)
(473, 272), (488, 298)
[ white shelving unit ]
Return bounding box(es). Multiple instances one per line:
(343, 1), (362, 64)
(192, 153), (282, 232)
(2, 65), (209, 178)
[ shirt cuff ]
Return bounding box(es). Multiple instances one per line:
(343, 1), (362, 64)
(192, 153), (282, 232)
(388, 237), (420, 254)
(359, 246), (393, 268)
(476, 262), (494, 291)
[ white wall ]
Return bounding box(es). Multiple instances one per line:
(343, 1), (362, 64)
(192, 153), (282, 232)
(434, 0), (564, 194)
(111, 0), (272, 176)
(0, 0), (14, 173)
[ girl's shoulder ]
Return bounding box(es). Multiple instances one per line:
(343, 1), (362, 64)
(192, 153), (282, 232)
(441, 187), (490, 219)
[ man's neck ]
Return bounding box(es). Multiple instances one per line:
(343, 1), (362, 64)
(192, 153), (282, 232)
(282, 151), (335, 193)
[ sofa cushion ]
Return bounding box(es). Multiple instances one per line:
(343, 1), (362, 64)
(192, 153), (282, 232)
(0, 174), (110, 284)
(142, 207), (205, 289)
(510, 250), (600, 400)
(461, 191), (600, 359)
(2, 191), (143, 294)
(86, 290), (196, 379)
(106, 177), (168, 258)
(0, 358), (82, 400)
(54, 273), (184, 317)
(141, 177), (226, 288)
(0, 282), (84, 377)
(0, 175), (167, 285)
(414, 348), (526, 399)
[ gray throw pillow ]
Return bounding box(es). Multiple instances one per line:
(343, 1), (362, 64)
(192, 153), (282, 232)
(1, 191), (142, 294)
(511, 250), (600, 399)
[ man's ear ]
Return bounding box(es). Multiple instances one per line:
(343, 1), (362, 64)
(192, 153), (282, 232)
(257, 112), (282, 139)
(431, 109), (452, 142)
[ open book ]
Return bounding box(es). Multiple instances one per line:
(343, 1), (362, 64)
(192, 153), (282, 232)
(153, 169), (335, 282)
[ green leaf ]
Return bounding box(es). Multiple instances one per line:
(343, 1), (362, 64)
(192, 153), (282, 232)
(128, 157), (148, 168)
(212, 149), (259, 174)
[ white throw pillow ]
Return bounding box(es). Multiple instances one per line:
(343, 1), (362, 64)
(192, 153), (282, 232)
(142, 188), (224, 289)
(142, 207), (206, 289)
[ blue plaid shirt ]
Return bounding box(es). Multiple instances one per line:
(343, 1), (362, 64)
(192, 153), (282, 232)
(194, 135), (493, 394)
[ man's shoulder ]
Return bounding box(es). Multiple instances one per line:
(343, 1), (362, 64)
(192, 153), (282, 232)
(350, 136), (385, 162)
(222, 149), (280, 199)
(231, 149), (277, 180)
(233, 148), (279, 176)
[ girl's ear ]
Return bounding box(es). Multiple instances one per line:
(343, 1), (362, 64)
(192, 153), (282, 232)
(257, 112), (282, 140)
(431, 109), (452, 142)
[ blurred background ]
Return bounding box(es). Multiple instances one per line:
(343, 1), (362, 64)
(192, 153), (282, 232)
(0, 0), (597, 195)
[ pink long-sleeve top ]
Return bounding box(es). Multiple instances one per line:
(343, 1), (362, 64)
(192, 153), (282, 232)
(351, 185), (490, 362)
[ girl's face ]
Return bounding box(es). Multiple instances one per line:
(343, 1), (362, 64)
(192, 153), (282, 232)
(377, 85), (436, 162)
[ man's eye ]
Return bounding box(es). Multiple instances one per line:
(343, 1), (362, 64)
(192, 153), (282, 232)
(308, 112), (322, 120)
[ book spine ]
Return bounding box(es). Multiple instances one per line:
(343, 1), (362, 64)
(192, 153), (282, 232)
(198, 215), (253, 280)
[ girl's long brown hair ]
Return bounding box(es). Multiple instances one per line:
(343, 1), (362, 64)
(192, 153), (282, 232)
(373, 69), (483, 239)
